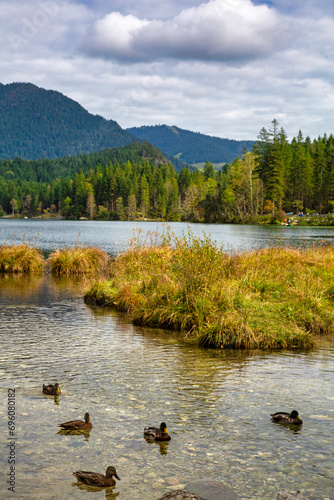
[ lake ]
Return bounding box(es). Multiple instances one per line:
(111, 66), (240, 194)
(1, 218), (334, 254)
(0, 220), (334, 499)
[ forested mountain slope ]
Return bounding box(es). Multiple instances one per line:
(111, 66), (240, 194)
(127, 124), (254, 164)
(0, 82), (134, 160)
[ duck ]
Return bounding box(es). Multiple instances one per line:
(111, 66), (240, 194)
(58, 412), (92, 431)
(42, 383), (61, 395)
(144, 422), (171, 441)
(73, 466), (120, 487)
(270, 410), (303, 425)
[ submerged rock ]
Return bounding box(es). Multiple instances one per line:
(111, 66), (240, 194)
(277, 491), (308, 500)
(185, 480), (237, 500)
(157, 491), (204, 500)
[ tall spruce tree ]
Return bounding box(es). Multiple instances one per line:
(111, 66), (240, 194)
(254, 119), (289, 214)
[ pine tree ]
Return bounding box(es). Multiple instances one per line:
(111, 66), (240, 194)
(254, 119), (289, 214)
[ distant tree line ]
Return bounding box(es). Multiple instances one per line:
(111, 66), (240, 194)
(1, 121), (334, 222)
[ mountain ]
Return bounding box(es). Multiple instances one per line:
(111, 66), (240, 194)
(0, 82), (134, 160)
(127, 124), (254, 165)
(0, 82), (253, 167)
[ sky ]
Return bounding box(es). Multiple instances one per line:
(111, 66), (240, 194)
(1, 0), (334, 140)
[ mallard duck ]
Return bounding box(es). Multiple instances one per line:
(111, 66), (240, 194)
(270, 410), (303, 425)
(58, 412), (92, 431)
(73, 466), (120, 487)
(42, 383), (61, 395)
(144, 422), (171, 441)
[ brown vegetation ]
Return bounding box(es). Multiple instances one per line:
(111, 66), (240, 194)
(84, 230), (334, 349)
(0, 243), (44, 273)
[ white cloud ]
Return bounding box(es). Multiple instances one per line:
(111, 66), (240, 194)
(1, 0), (334, 141)
(84, 12), (150, 59)
(82, 0), (285, 62)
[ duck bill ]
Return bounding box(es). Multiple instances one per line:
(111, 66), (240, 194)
(115, 472), (121, 480)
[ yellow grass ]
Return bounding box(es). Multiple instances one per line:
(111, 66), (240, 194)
(0, 243), (44, 273)
(47, 246), (110, 275)
(84, 230), (334, 350)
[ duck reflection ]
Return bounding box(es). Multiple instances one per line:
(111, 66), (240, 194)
(57, 428), (91, 440)
(73, 483), (120, 499)
(158, 441), (169, 455)
(54, 395), (60, 405)
(287, 424), (303, 434)
(273, 422), (303, 434)
(144, 439), (170, 456)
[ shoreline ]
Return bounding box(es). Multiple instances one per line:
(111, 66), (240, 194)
(2, 214), (334, 227)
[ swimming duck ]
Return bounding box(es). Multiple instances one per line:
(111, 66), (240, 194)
(58, 412), (92, 431)
(270, 410), (303, 425)
(144, 422), (171, 441)
(73, 466), (120, 487)
(42, 383), (61, 395)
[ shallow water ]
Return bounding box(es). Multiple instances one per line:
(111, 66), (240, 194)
(0, 275), (333, 499)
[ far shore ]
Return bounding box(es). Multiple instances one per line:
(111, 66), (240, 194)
(2, 213), (334, 227)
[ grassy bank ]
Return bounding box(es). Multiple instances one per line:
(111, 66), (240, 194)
(0, 243), (109, 275)
(84, 230), (334, 349)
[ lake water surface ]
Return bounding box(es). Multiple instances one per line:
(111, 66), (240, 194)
(0, 221), (334, 499)
(1, 218), (334, 254)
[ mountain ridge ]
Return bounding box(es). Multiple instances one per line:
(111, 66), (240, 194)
(0, 82), (254, 166)
(127, 124), (254, 164)
(0, 82), (134, 160)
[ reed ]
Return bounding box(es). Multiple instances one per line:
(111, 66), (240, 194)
(48, 246), (109, 275)
(84, 229), (334, 350)
(0, 243), (44, 273)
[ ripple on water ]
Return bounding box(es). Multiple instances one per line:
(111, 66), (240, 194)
(0, 276), (334, 499)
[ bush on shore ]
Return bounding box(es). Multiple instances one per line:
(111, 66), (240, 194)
(0, 243), (110, 275)
(84, 230), (334, 350)
(0, 243), (44, 273)
(47, 246), (110, 275)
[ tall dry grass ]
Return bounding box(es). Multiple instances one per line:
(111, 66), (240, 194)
(84, 229), (334, 350)
(0, 243), (44, 273)
(48, 246), (110, 275)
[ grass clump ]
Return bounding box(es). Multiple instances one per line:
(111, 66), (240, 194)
(84, 229), (334, 350)
(0, 243), (44, 273)
(48, 246), (109, 275)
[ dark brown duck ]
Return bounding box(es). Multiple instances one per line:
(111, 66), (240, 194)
(73, 466), (120, 487)
(58, 412), (92, 431)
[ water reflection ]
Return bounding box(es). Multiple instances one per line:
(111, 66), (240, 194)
(144, 440), (170, 456)
(57, 429), (91, 440)
(73, 483), (120, 499)
(0, 275), (334, 500)
(270, 421), (304, 435)
(0, 272), (44, 299)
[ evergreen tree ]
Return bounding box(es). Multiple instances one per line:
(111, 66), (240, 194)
(254, 119), (289, 214)
(313, 137), (328, 212)
(139, 173), (150, 218)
